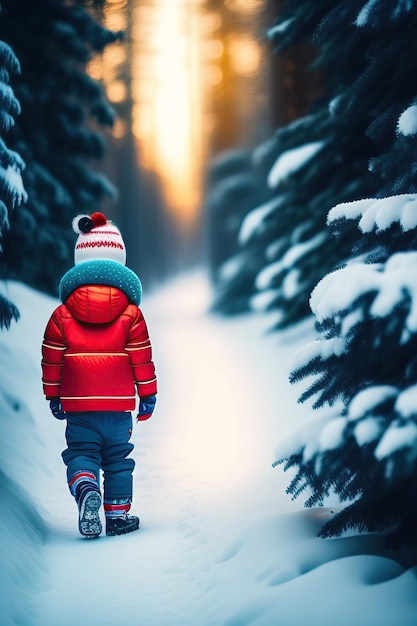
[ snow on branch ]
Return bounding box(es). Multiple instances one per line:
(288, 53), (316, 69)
(0, 164), (28, 210)
(290, 338), (346, 378)
(397, 104), (417, 136)
(370, 253), (417, 329)
(310, 263), (379, 323)
(310, 252), (417, 331)
(267, 18), (295, 39)
(347, 386), (398, 421)
(267, 141), (325, 189)
(395, 384), (417, 418)
(256, 233), (327, 291)
(355, 0), (380, 26)
(355, 0), (414, 27)
(0, 41), (20, 76)
(375, 420), (417, 462)
(238, 196), (284, 246)
(327, 194), (417, 234)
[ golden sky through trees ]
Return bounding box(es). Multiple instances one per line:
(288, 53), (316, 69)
(89, 0), (267, 230)
(131, 0), (206, 226)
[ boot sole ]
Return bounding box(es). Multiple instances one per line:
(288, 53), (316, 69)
(79, 491), (102, 538)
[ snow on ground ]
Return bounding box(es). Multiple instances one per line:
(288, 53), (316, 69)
(1, 271), (417, 626)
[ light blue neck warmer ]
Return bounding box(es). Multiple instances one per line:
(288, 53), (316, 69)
(59, 259), (142, 305)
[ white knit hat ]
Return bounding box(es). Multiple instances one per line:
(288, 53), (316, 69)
(72, 212), (126, 266)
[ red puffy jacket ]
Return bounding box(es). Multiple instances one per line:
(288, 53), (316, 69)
(41, 284), (157, 412)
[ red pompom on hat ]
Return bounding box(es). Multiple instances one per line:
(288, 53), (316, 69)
(90, 211), (107, 227)
(72, 212), (126, 265)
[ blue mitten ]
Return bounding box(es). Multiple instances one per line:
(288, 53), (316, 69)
(137, 395), (156, 422)
(49, 399), (66, 420)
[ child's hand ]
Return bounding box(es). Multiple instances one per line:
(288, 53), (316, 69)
(49, 399), (66, 420)
(137, 395), (156, 421)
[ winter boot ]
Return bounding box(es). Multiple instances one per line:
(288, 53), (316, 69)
(68, 471), (102, 538)
(78, 489), (102, 538)
(106, 513), (140, 536)
(104, 497), (139, 536)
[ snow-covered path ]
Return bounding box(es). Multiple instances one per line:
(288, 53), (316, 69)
(30, 272), (305, 626)
(2, 272), (417, 626)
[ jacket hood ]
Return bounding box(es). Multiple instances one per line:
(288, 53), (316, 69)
(59, 259), (142, 305)
(65, 285), (129, 324)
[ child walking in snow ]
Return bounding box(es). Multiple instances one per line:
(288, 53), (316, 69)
(41, 212), (157, 538)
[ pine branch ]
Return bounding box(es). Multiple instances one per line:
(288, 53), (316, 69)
(0, 293), (19, 329)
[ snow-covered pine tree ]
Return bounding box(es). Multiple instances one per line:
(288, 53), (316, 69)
(0, 0), (120, 295)
(206, 148), (271, 314)
(281, 195), (417, 547)
(0, 40), (27, 329)
(275, 1), (417, 547)
(0, 47), (42, 624)
(216, 0), (388, 328)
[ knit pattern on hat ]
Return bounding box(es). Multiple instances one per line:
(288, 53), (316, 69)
(73, 212), (127, 266)
(59, 259), (142, 305)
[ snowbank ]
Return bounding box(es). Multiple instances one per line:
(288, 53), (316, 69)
(1, 274), (417, 626)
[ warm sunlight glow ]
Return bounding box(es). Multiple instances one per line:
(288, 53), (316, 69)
(111, 118), (127, 140)
(106, 80), (127, 103)
(97, 8), (129, 125)
(206, 39), (224, 60)
(88, 45), (125, 86)
(131, 0), (206, 226)
(103, 44), (126, 68)
(229, 36), (261, 75)
(105, 11), (126, 32)
(225, 0), (264, 13)
(205, 66), (223, 86)
(87, 57), (103, 81)
(97, 0), (268, 231)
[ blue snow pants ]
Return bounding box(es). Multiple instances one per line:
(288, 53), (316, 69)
(62, 411), (135, 500)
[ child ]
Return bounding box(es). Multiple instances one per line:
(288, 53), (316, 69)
(41, 212), (157, 538)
